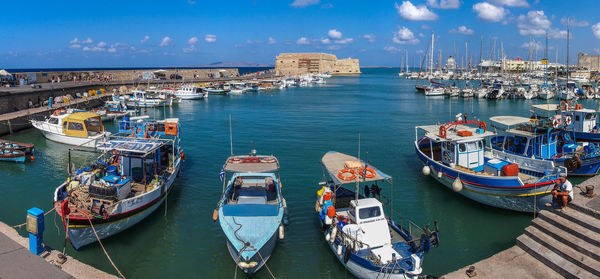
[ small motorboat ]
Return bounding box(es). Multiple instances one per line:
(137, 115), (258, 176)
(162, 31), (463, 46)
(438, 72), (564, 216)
(0, 148), (26, 163)
(0, 139), (34, 154)
(216, 150), (287, 276)
(31, 110), (110, 147)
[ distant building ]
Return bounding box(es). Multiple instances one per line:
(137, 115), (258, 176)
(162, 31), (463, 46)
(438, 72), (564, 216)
(445, 56), (456, 70)
(275, 53), (360, 76)
(578, 53), (600, 71)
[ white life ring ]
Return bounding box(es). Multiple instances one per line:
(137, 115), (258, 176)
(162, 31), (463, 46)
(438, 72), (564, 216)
(552, 118), (560, 128)
(564, 115), (572, 126)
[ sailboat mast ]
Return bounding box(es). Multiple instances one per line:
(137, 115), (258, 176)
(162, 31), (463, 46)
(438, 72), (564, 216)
(566, 17), (570, 86)
(430, 32), (434, 77)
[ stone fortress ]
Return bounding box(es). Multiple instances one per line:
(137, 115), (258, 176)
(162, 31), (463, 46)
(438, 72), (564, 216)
(275, 53), (360, 76)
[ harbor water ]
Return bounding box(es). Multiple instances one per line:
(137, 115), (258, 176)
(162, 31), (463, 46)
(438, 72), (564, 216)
(0, 68), (592, 278)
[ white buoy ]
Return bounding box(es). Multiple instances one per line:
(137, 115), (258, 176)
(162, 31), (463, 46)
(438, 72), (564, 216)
(437, 171), (443, 178)
(325, 232), (331, 241)
(330, 226), (337, 243)
(452, 178), (463, 192)
(279, 225), (284, 240)
(422, 166), (431, 176)
(337, 245), (343, 255)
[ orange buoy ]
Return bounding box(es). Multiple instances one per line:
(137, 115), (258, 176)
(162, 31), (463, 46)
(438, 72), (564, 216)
(181, 152), (186, 160)
(30, 156), (35, 161)
(359, 167), (376, 178)
(338, 169), (356, 181)
(212, 209), (219, 221)
(327, 206), (336, 217)
(323, 192), (332, 202)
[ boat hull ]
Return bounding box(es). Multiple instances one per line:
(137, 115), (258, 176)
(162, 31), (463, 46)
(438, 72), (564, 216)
(225, 228), (279, 276)
(60, 158), (180, 249)
(416, 145), (554, 212)
(38, 128), (109, 147)
(0, 154), (25, 163)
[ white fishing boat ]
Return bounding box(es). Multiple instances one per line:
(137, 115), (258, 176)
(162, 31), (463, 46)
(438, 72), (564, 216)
(316, 151), (439, 279)
(424, 86), (444, 96)
(31, 110), (110, 147)
(114, 90), (172, 108)
(53, 117), (183, 249)
(173, 84), (207, 100)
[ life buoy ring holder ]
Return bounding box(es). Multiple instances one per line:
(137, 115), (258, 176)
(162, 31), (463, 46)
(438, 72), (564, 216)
(478, 122), (487, 133)
(261, 157), (276, 163)
(560, 100), (568, 111)
(338, 169), (356, 181)
(439, 126), (447, 139)
(359, 167), (376, 178)
(53, 109), (67, 116)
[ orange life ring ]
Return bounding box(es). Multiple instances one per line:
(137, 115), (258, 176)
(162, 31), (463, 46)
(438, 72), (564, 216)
(53, 109), (66, 116)
(560, 100), (567, 111)
(338, 169), (356, 181)
(479, 122), (487, 133)
(359, 167), (376, 178)
(439, 126), (447, 138)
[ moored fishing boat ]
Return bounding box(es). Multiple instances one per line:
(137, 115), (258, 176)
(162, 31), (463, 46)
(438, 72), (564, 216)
(0, 148), (26, 163)
(316, 151), (439, 279)
(415, 116), (567, 212)
(53, 117), (183, 249)
(215, 150), (286, 276)
(31, 110), (110, 147)
(92, 101), (130, 122)
(173, 84), (208, 100)
(0, 139), (34, 154)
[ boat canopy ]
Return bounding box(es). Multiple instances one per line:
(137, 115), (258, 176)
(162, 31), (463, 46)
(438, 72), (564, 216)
(223, 155), (279, 173)
(62, 112), (104, 138)
(489, 116), (532, 131)
(97, 138), (165, 156)
(416, 124), (495, 143)
(321, 151), (391, 185)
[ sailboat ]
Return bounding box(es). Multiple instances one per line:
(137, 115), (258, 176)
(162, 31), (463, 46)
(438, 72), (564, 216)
(315, 151), (439, 278)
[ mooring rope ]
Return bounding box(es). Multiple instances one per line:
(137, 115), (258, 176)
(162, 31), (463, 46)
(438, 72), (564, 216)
(12, 207), (56, 228)
(85, 214), (126, 279)
(256, 249), (276, 279)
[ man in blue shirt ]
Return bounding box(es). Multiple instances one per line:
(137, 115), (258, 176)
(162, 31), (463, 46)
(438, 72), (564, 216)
(551, 174), (573, 210)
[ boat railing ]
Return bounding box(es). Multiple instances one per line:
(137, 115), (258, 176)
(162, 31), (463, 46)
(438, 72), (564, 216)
(488, 148), (557, 173)
(35, 121), (62, 135)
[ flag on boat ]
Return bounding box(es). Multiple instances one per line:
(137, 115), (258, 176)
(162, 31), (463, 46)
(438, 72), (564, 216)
(219, 166), (225, 182)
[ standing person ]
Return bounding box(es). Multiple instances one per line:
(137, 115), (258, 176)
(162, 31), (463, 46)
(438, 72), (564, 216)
(551, 173), (573, 209)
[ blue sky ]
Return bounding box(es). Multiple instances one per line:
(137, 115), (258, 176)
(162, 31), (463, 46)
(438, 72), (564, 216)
(1, 0), (599, 68)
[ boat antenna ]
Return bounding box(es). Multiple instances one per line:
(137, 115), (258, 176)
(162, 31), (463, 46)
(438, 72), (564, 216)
(229, 114), (233, 156)
(356, 133), (360, 201)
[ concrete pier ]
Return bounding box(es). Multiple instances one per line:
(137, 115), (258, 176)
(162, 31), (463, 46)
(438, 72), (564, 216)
(0, 222), (116, 279)
(443, 177), (600, 279)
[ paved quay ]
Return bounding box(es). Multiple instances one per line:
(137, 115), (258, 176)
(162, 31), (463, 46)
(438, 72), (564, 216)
(442, 176), (600, 279)
(0, 222), (117, 279)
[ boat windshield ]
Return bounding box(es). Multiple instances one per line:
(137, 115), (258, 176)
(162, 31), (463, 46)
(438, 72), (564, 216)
(85, 118), (103, 136)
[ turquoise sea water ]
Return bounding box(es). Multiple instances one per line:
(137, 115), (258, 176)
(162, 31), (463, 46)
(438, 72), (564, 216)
(0, 68), (592, 278)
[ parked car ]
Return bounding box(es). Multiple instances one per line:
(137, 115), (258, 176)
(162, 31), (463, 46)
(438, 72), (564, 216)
(30, 84), (42, 89)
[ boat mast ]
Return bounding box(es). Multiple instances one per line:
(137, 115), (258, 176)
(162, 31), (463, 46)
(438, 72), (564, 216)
(566, 17), (570, 91)
(229, 114), (233, 156)
(406, 50), (409, 73)
(430, 32), (434, 78)
(356, 133), (360, 201)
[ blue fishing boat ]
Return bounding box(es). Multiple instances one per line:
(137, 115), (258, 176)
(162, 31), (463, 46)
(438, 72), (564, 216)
(532, 102), (600, 143)
(53, 116), (183, 249)
(215, 150), (286, 276)
(490, 114), (600, 176)
(0, 148), (25, 163)
(416, 116), (567, 212)
(316, 151), (439, 279)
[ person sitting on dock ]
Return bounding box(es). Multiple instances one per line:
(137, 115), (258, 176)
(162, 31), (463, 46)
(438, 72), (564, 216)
(551, 174), (573, 210)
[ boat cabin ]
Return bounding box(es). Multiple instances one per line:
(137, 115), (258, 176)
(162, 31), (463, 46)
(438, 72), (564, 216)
(490, 116), (559, 159)
(440, 138), (485, 171)
(51, 112), (104, 138)
(563, 109), (597, 133)
(344, 198), (390, 248)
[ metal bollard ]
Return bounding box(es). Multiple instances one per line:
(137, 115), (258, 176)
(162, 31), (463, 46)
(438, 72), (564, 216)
(26, 207), (44, 255)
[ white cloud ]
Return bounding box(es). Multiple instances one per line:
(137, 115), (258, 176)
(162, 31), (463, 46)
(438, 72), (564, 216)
(97, 41), (107, 48)
(183, 45), (195, 53)
(159, 36), (172, 47)
(328, 45), (341, 50)
(320, 38), (331, 44)
(449, 25), (474, 35)
(549, 29), (567, 39)
(520, 41), (542, 51)
(108, 47), (117, 53)
(561, 17), (589, 27)
(393, 26), (419, 45)
(427, 0), (461, 9)
(83, 45), (105, 52)
(290, 0), (319, 7)
(187, 0), (196, 4)
(69, 38), (79, 44)
(297, 37), (310, 45)
(69, 44), (81, 49)
(383, 46), (402, 53)
(328, 29), (343, 39)
(360, 34), (376, 43)
(593, 23), (600, 40)
(334, 38), (354, 44)
(205, 34), (217, 43)
(82, 37), (93, 44)
(141, 35), (150, 43)
(395, 1), (438, 21)
(473, 2), (508, 22)
(488, 0), (528, 7)
(268, 37), (277, 44)
(188, 36), (198, 45)
(517, 10), (551, 36)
